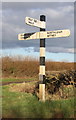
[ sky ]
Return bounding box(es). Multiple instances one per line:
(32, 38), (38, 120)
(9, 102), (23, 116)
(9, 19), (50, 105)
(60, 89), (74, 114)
(0, 1), (76, 62)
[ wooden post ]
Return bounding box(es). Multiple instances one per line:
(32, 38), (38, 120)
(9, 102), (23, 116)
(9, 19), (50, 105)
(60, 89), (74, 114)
(39, 15), (46, 101)
(39, 84), (45, 102)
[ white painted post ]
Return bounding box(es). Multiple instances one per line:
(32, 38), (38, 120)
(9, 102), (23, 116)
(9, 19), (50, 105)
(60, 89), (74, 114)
(39, 84), (45, 101)
(18, 15), (70, 102)
(39, 15), (46, 101)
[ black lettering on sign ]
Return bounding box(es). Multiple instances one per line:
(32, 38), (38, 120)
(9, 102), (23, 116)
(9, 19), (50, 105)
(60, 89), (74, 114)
(34, 19), (37, 23)
(58, 31), (62, 33)
(52, 32), (56, 34)
(47, 30), (63, 35)
(51, 34), (56, 36)
(47, 32), (52, 34)
(28, 18), (33, 21)
(28, 19), (38, 24)
(47, 30), (63, 37)
(28, 21), (34, 24)
(47, 34), (56, 37)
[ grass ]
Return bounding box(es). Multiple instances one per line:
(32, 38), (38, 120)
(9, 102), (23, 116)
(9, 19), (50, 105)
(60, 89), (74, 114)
(0, 86), (2, 118)
(63, 86), (74, 98)
(0, 77), (37, 82)
(2, 85), (75, 118)
(1, 56), (76, 118)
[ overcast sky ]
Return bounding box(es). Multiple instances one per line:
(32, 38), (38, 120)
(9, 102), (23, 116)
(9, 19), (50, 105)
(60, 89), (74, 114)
(1, 1), (75, 62)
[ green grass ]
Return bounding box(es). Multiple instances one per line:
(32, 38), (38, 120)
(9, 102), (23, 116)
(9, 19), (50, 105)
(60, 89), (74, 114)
(2, 85), (75, 118)
(0, 77), (38, 83)
(0, 86), (2, 118)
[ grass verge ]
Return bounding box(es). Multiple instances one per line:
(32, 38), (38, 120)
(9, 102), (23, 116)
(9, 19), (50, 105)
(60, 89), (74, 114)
(2, 85), (75, 118)
(0, 77), (38, 86)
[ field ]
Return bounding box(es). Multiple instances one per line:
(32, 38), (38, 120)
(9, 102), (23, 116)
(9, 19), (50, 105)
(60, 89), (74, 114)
(1, 56), (76, 118)
(2, 82), (75, 118)
(2, 56), (75, 78)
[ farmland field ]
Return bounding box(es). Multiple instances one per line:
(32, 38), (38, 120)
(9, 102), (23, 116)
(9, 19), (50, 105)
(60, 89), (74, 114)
(2, 81), (76, 118)
(1, 56), (76, 118)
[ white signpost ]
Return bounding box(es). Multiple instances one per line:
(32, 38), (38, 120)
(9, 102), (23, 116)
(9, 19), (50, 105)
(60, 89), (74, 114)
(18, 15), (70, 102)
(25, 17), (46, 28)
(18, 29), (70, 40)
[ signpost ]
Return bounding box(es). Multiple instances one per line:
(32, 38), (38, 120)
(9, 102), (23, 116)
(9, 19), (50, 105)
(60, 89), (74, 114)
(25, 17), (46, 28)
(18, 29), (70, 40)
(18, 15), (70, 102)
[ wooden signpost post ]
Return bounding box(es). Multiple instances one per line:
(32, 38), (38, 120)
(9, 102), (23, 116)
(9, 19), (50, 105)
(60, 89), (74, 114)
(18, 15), (70, 102)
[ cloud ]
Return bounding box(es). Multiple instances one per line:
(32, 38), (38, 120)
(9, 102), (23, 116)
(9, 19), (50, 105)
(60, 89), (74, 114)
(2, 2), (74, 54)
(47, 47), (76, 53)
(2, 0), (75, 2)
(34, 47), (76, 53)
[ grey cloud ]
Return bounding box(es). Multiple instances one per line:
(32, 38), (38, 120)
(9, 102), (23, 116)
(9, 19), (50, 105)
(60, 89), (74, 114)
(2, 0), (75, 2)
(74, 1), (76, 49)
(2, 2), (73, 11)
(2, 2), (74, 54)
(34, 47), (75, 53)
(46, 47), (75, 53)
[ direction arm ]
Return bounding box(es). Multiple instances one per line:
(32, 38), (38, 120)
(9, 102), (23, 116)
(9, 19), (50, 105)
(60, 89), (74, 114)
(25, 17), (46, 28)
(18, 29), (70, 40)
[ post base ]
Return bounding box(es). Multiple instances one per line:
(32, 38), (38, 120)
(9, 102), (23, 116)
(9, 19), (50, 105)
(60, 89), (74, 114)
(39, 84), (45, 102)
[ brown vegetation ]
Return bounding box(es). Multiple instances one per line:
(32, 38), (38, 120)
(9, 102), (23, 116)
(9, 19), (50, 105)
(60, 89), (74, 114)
(9, 82), (36, 94)
(2, 56), (76, 78)
(9, 69), (76, 100)
(35, 70), (76, 100)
